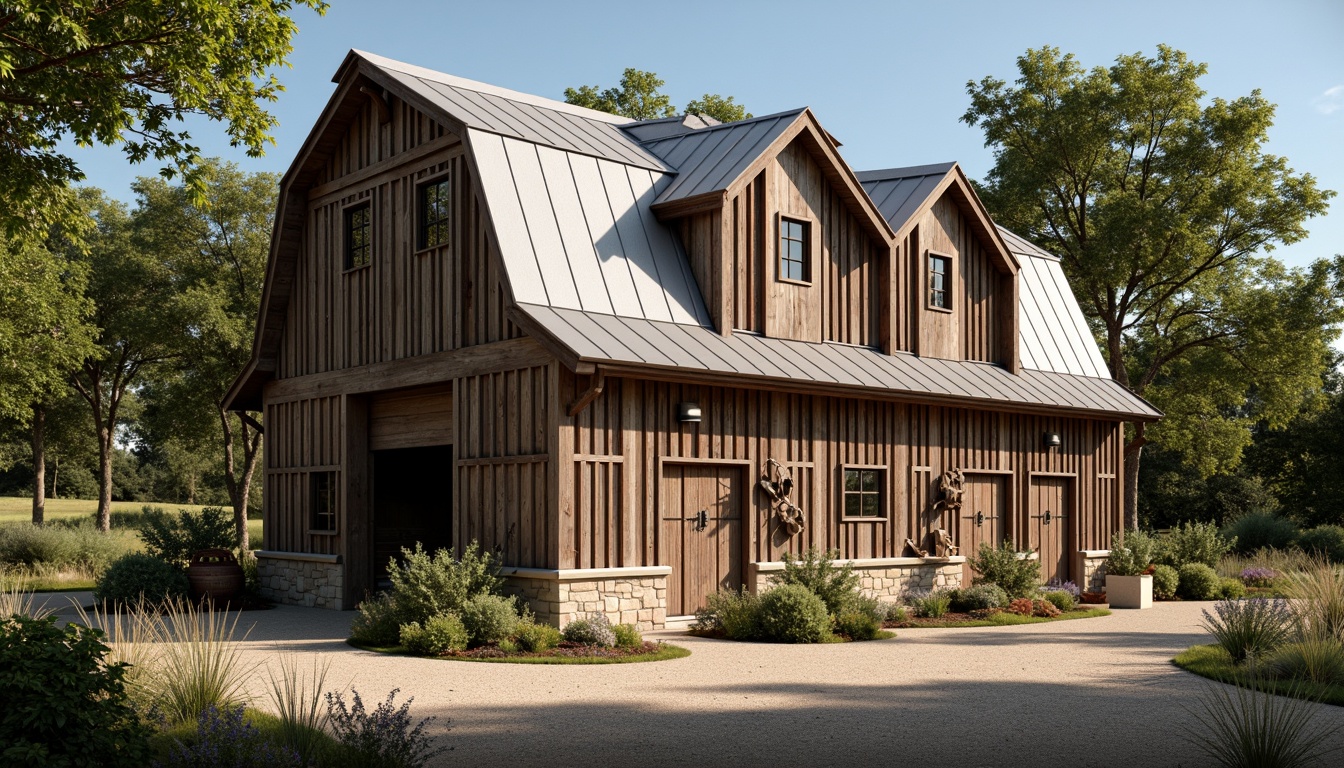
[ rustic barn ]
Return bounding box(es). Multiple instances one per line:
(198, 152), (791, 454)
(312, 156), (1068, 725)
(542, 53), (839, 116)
(225, 51), (1160, 627)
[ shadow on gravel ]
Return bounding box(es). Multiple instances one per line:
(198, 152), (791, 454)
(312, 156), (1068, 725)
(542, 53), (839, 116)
(895, 629), (1207, 656)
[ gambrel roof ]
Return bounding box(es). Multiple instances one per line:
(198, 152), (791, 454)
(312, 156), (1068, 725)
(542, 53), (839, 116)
(228, 50), (1158, 421)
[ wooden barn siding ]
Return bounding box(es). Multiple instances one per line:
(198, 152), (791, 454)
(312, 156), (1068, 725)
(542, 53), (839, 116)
(556, 373), (1123, 571)
(277, 98), (518, 380)
(453, 363), (554, 570)
(914, 196), (1003, 363)
(262, 395), (343, 556)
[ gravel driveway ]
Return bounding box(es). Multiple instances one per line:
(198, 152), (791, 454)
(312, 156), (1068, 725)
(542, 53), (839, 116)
(40, 595), (1344, 767)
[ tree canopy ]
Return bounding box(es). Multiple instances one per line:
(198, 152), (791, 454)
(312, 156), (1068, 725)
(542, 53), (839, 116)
(0, 0), (326, 237)
(565, 68), (751, 123)
(962, 45), (1339, 527)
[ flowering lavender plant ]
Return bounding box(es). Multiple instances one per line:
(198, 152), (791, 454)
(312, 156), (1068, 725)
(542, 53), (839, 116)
(1041, 579), (1081, 599)
(1240, 567), (1280, 588)
(158, 706), (299, 768)
(325, 688), (448, 768)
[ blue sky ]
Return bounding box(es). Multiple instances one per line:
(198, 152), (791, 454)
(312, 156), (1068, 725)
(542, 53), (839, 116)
(73, 0), (1344, 270)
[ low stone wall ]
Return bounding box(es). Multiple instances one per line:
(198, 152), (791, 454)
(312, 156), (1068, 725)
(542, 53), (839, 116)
(1079, 550), (1109, 593)
(749, 557), (967, 603)
(255, 551), (344, 610)
(502, 566), (671, 631)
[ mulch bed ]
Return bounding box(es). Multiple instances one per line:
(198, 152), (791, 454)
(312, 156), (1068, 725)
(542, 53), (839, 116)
(442, 640), (665, 660)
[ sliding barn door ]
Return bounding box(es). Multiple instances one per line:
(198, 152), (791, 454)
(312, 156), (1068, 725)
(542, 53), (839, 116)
(660, 464), (743, 616)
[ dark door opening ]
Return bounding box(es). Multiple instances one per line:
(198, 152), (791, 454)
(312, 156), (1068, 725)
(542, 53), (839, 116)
(373, 445), (453, 586)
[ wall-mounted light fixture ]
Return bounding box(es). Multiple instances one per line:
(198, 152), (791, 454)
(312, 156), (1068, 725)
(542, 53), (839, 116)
(1042, 432), (1062, 449)
(676, 402), (702, 424)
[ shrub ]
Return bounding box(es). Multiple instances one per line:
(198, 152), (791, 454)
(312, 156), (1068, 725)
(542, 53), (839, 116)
(777, 547), (860, 616)
(325, 688), (447, 768)
(1223, 513), (1299, 555)
(1042, 579), (1080, 599)
(1106, 528), (1158, 577)
(94, 552), (190, 606)
(693, 589), (762, 640)
(1296, 526), (1344, 564)
(1200, 598), (1294, 663)
(0, 615), (152, 767)
(832, 595), (885, 641)
(351, 592), (404, 647)
(1218, 578), (1247, 600)
(881, 602), (909, 623)
(1281, 562), (1344, 642)
(612, 623), (643, 649)
(1157, 521), (1233, 569)
(137, 506), (237, 568)
(1007, 597), (1035, 616)
(1151, 564), (1180, 600)
(458, 594), (520, 648)
(949, 583), (1008, 612)
(1032, 598), (1061, 618)
(147, 599), (256, 726)
(1240, 567), (1280, 588)
(1266, 636), (1344, 686)
(969, 540), (1041, 598)
(1041, 589), (1076, 612)
(908, 588), (952, 618)
(514, 620), (562, 652)
(1178, 563), (1221, 601)
(264, 653), (331, 768)
(385, 541), (503, 626)
(562, 613), (617, 647)
(0, 520), (128, 572)
(399, 614), (469, 656)
(756, 583), (832, 643)
(160, 705), (299, 768)
(1182, 676), (1336, 768)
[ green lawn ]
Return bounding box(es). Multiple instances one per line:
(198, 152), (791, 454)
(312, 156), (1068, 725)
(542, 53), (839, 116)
(1173, 643), (1344, 707)
(895, 607), (1112, 628)
(350, 639), (693, 664)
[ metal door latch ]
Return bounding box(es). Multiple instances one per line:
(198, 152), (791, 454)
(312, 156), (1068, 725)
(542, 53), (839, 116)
(962, 510), (988, 528)
(693, 510), (708, 531)
(1032, 509), (1070, 525)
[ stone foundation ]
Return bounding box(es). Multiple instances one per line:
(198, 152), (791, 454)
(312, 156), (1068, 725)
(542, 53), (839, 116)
(749, 557), (966, 603)
(1078, 550), (1109, 593)
(255, 551), (344, 610)
(502, 566), (670, 631)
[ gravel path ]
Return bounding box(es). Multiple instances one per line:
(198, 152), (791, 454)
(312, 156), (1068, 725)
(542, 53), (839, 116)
(38, 595), (1344, 767)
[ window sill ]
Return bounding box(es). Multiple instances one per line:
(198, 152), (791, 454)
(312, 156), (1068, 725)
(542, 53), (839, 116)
(776, 277), (813, 287)
(308, 529), (340, 536)
(342, 264), (372, 275)
(840, 517), (888, 523)
(414, 243), (448, 256)
(925, 304), (953, 314)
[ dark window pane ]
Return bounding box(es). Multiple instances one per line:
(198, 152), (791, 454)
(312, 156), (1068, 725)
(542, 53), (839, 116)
(862, 494), (879, 517)
(844, 469), (858, 492)
(861, 470), (878, 492)
(845, 495), (860, 518)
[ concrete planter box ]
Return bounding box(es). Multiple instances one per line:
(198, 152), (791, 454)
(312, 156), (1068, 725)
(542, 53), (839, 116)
(1106, 574), (1153, 609)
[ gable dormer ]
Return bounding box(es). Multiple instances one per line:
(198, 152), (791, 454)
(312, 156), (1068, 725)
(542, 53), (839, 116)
(638, 109), (894, 347)
(859, 163), (1020, 372)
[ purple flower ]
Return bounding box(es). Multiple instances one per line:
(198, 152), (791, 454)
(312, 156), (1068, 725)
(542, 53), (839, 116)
(1239, 567), (1279, 588)
(1042, 579), (1081, 599)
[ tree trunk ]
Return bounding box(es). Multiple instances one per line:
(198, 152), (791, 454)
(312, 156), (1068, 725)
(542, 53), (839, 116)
(96, 423), (113, 532)
(221, 410), (264, 554)
(51, 457), (59, 500)
(1123, 422), (1147, 531)
(31, 405), (45, 525)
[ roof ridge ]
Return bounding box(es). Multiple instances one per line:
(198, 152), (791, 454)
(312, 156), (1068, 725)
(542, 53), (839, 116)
(350, 49), (635, 126)
(634, 107), (808, 144)
(855, 162), (957, 182)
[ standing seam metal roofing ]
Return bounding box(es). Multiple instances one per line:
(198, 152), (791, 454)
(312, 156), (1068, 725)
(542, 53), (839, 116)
(637, 109), (807, 204)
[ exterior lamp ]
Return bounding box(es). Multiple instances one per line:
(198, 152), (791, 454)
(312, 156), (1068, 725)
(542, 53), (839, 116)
(1042, 432), (1062, 449)
(676, 402), (702, 424)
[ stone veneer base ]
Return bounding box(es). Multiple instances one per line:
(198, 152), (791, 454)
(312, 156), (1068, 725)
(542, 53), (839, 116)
(1078, 550), (1110, 593)
(255, 550), (344, 610)
(749, 557), (967, 601)
(502, 566), (671, 632)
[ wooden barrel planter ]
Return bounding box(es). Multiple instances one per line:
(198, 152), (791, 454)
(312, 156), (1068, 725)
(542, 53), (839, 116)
(186, 548), (245, 604)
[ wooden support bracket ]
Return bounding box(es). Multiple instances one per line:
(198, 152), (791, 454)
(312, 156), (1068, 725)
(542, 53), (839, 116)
(359, 85), (391, 124)
(566, 369), (606, 417)
(237, 411), (264, 434)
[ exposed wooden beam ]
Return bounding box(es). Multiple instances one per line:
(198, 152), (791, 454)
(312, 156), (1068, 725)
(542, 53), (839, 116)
(359, 85), (391, 124)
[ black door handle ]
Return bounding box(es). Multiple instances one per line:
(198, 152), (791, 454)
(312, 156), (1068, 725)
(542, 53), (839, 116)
(693, 510), (708, 531)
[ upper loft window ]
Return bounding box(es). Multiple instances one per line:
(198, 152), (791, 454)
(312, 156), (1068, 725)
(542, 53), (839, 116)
(842, 467), (883, 518)
(928, 253), (952, 310)
(418, 176), (451, 250)
(344, 203), (372, 270)
(778, 217), (811, 283)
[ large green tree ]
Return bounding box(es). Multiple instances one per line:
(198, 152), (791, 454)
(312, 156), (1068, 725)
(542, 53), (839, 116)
(66, 189), (181, 532)
(962, 45), (1338, 528)
(0, 230), (96, 522)
(565, 68), (751, 123)
(0, 0), (325, 238)
(132, 160), (272, 550)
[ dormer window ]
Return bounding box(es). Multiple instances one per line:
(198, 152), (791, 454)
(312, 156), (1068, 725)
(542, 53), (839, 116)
(344, 202), (372, 270)
(928, 252), (952, 310)
(778, 216), (811, 283)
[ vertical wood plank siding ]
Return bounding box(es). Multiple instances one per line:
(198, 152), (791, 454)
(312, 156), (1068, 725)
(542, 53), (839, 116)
(556, 372), (1123, 571)
(454, 364), (554, 569)
(262, 395), (343, 556)
(914, 196), (1003, 362)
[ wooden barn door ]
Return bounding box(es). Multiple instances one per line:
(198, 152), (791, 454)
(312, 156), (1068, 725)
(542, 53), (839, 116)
(661, 464), (743, 616)
(1029, 476), (1072, 585)
(960, 474), (1007, 585)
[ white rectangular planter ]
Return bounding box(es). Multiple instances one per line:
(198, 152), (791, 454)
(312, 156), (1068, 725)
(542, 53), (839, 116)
(1106, 574), (1153, 609)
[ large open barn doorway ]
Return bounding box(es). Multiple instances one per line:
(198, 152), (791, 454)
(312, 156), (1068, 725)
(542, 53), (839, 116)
(373, 445), (453, 584)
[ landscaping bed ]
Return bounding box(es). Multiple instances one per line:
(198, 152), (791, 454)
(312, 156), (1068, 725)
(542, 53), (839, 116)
(1173, 643), (1344, 707)
(888, 607), (1110, 628)
(351, 638), (691, 664)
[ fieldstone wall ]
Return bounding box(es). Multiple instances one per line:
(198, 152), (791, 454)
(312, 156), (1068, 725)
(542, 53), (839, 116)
(1079, 551), (1109, 593)
(503, 567), (670, 631)
(750, 557), (966, 604)
(256, 552), (344, 610)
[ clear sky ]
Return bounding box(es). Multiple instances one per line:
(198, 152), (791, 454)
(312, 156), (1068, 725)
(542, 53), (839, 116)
(70, 0), (1344, 270)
